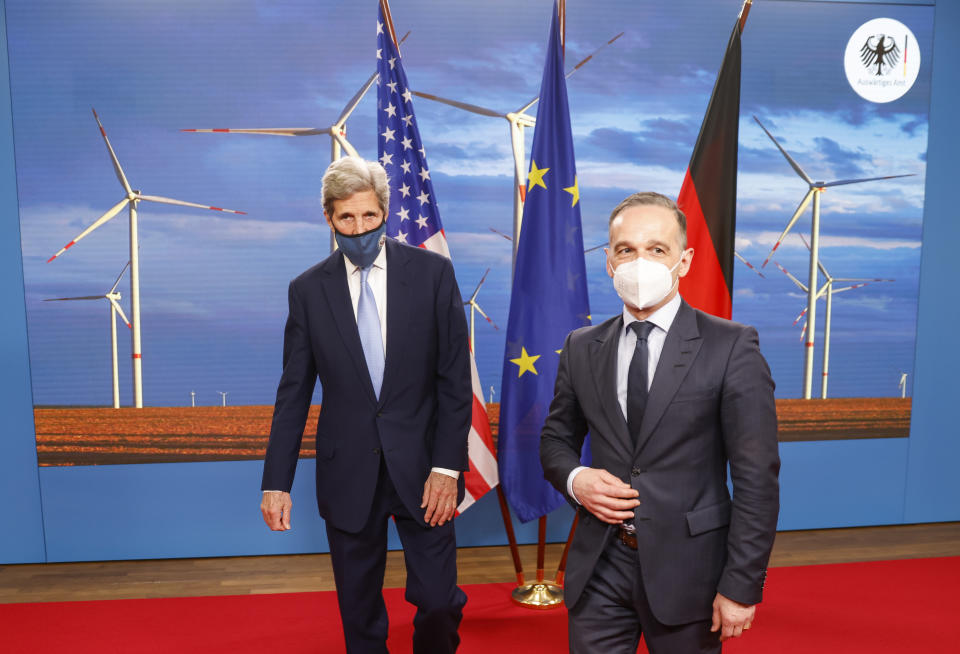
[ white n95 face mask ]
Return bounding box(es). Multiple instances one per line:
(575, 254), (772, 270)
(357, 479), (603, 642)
(610, 256), (681, 310)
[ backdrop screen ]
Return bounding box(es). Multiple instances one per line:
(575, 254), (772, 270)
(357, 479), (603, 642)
(8, 0), (931, 466)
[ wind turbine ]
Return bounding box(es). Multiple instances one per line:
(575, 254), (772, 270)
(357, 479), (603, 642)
(190, 390), (196, 407)
(47, 109), (246, 409)
(734, 251), (766, 278)
(898, 372), (908, 398)
(181, 32), (409, 253)
(43, 262), (131, 409)
(753, 115), (913, 398)
(775, 243), (894, 398)
(463, 268), (499, 353)
(489, 226), (606, 255)
(414, 32), (624, 269)
(217, 391), (228, 407)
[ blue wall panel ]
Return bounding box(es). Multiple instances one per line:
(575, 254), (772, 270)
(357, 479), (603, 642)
(1, 0), (958, 563)
(0, 0), (46, 564)
(777, 439), (909, 531)
(903, 0), (960, 523)
(39, 459), (574, 561)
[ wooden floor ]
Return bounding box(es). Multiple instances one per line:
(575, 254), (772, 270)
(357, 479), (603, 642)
(1, 522), (958, 604)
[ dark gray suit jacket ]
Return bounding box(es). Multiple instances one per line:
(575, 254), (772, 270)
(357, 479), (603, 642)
(540, 299), (780, 625)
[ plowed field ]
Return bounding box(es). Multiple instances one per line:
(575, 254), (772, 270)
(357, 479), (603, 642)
(32, 398), (910, 466)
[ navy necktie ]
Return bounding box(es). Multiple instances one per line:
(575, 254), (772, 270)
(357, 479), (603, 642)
(626, 321), (656, 441)
(357, 266), (385, 397)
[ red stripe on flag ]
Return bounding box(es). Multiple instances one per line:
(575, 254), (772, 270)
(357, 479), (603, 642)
(678, 169), (732, 319)
(462, 395), (496, 501)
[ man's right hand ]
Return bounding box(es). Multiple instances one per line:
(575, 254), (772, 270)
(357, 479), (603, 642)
(261, 491), (292, 531)
(571, 468), (641, 524)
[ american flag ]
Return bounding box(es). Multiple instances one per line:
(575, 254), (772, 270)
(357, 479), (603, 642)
(377, 5), (498, 513)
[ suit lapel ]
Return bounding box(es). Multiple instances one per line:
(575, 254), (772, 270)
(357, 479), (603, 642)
(588, 316), (633, 460)
(378, 239), (410, 407)
(634, 301), (702, 456)
(319, 251), (378, 403)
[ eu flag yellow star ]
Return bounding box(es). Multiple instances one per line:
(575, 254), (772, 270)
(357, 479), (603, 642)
(510, 347), (541, 377)
(527, 160), (549, 192)
(563, 176), (580, 207)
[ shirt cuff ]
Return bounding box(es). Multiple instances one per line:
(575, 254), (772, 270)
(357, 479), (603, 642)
(566, 466), (587, 505)
(431, 467), (460, 480)
(262, 490), (283, 494)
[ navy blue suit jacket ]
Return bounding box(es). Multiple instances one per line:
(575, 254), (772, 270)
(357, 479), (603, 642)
(262, 238), (472, 533)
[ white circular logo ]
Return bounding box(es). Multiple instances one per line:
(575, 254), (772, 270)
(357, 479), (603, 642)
(844, 18), (920, 103)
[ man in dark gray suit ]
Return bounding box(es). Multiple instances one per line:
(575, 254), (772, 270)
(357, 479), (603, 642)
(540, 192), (780, 653)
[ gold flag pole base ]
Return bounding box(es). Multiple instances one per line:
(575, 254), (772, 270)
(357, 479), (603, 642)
(511, 580), (563, 609)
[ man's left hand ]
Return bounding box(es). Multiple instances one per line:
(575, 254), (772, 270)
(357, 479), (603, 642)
(710, 592), (756, 641)
(421, 471), (457, 527)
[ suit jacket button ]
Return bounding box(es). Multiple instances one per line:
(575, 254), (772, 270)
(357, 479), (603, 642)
(631, 467), (641, 477)
(376, 411), (382, 417)
(372, 448), (381, 455)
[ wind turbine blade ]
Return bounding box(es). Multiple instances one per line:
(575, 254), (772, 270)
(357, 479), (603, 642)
(489, 227), (512, 241)
(833, 282), (870, 293)
(181, 127), (331, 136)
(469, 268), (491, 302)
(519, 32), (625, 114)
(799, 321), (807, 341)
(336, 73), (378, 126)
(832, 277), (894, 282)
(47, 198), (130, 263)
(331, 130), (360, 158)
(734, 251), (766, 278)
(761, 189), (813, 268)
(752, 115), (813, 185)
(138, 194), (246, 214)
(796, 233), (830, 278)
(410, 90), (505, 118)
(110, 261), (131, 293)
(793, 307), (807, 325)
(92, 109), (133, 195)
(774, 261), (807, 292)
(43, 296), (104, 301)
(474, 303), (499, 330)
(822, 173), (915, 188)
(109, 297), (132, 327)
(584, 242), (609, 254)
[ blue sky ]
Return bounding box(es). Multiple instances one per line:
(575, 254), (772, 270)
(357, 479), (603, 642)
(8, 0), (933, 406)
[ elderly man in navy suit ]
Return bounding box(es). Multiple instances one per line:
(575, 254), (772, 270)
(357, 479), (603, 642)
(260, 157), (472, 654)
(540, 192), (780, 653)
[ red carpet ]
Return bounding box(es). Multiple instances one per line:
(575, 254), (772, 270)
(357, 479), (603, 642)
(2, 557), (958, 653)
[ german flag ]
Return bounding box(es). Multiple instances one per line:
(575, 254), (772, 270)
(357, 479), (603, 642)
(677, 15), (743, 319)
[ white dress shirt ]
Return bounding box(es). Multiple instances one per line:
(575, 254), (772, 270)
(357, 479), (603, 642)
(265, 246), (456, 494)
(566, 293), (682, 502)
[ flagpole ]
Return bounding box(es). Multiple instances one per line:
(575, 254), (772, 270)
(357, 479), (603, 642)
(379, 0), (400, 51)
(738, 0), (753, 34)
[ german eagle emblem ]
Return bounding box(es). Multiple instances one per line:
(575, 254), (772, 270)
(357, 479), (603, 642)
(860, 34), (901, 76)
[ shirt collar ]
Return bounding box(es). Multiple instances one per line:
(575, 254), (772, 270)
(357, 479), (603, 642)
(621, 293), (682, 336)
(343, 243), (387, 276)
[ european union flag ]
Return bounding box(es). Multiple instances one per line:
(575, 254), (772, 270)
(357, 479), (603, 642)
(498, 4), (590, 523)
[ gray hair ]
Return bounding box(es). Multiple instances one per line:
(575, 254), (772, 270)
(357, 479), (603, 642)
(609, 191), (688, 250)
(321, 156), (390, 217)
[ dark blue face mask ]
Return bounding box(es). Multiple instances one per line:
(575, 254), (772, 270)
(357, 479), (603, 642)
(334, 220), (387, 269)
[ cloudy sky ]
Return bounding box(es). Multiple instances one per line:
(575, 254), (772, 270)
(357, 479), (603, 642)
(8, 0), (933, 406)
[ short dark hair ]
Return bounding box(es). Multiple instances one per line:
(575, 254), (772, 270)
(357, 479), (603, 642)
(608, 192), (687, 249)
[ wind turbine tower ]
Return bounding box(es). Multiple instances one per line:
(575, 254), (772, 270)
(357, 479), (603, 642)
(217, 391), (228, 408)
(899, 372), (908, 399)
(190, 391), (196, 407)
(47, 110), (245, 408)
(753, 115), (913, 399)
(463, 268), (499, 353)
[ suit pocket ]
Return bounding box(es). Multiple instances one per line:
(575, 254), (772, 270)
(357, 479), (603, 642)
(686, 499), (732, 536)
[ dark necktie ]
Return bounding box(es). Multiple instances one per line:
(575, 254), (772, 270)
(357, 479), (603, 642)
(626, 321), (656, 441)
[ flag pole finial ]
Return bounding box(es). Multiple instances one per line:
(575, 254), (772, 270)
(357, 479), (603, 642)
(738, 0), (753, 35)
